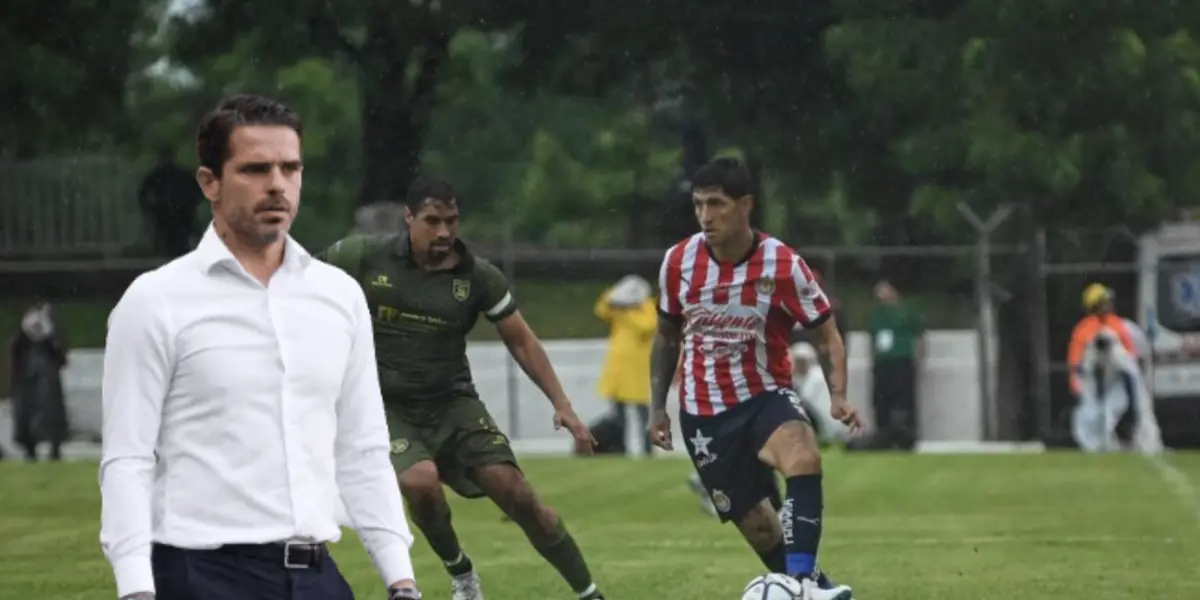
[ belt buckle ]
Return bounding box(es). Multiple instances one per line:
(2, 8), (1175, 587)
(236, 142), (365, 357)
(283, 542), (310, 569)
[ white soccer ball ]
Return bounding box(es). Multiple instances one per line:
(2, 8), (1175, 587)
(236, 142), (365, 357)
(741, 573), (803, 600)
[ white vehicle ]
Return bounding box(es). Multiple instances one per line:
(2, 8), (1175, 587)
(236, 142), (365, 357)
(1137, 216), (1200, 446)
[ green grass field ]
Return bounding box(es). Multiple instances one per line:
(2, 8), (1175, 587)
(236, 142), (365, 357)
(2, 452), (1198, 600)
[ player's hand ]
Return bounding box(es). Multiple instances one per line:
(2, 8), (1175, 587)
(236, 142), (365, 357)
(553, 405), (597, 454)
(648, 407), (673, 451)
(830, 394), (864, 435)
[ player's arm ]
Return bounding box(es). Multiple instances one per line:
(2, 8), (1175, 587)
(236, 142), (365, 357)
(651, 249), (685, 411)
(650, 314), (684, 411)
(480, 264), (570, 408)
(495, 311), (571, 407)
(99, 275), (172, 599)
(811, 318), (848, 399)
(788, 262), (846, 397)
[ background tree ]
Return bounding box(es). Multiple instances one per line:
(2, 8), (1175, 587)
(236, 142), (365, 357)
(825, 0), (1200, 231)
(0, 0), (160, 157)
(168, 0), (521, 206)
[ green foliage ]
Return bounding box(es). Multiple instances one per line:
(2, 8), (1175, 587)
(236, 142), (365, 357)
(12, 0), (1200, 250)
(0, 0), (161, 157)
(824, 0), (1200, 229)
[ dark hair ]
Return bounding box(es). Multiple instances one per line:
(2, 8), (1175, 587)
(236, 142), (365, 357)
(196, 94), (303, 177)
(405, 175), (458, 213)
(691, 157), (753, 198)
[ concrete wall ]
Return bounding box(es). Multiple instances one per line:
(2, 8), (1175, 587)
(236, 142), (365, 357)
(57, 330), (989, 450)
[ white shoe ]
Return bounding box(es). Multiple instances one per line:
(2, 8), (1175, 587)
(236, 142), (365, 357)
(451, 570), (484, 600)
(800, 577), (853, 600)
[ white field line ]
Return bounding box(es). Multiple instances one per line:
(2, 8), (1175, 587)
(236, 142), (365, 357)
(1142, 452), (1200, 528)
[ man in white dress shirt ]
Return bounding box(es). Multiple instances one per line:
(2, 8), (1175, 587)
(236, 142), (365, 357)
(99, 94), (422, 600)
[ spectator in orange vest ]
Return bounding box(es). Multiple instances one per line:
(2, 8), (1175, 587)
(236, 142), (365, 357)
(1068, 284), (1137, 396)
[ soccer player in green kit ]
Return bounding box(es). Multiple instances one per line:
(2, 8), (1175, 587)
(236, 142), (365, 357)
(318, 177), (606, 600)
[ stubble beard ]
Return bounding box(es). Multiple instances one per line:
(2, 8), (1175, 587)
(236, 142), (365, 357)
(232, 207), (284, 246)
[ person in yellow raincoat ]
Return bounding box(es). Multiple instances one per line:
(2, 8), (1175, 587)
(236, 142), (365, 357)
(594, 274), (658, 455)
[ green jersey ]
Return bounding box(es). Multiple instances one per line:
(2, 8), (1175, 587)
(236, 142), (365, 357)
(866, 302), (924, 361)
(317, 232), (517, 406)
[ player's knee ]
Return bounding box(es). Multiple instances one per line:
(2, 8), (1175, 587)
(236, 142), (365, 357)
(774, 443), (821, 477)
(496, 474), (539, 514)
(398, 461), (444, 507)
(763, 436), (820, 477)
(482, 467), (555, 528)
(760, 421), (822, 476)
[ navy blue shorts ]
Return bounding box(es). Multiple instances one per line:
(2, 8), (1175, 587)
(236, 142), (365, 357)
(680, 388), (810, 523)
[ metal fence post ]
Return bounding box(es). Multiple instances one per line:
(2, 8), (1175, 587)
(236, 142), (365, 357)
(1029, 229), (1053, 442)
(502, 217), (520, 440)
(958, 203), (1015, 441)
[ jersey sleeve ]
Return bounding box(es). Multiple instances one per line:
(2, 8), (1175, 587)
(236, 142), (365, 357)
(475, 260), (518, 323)
(317, 235), (367, 279)
(657, 245), (684, 320)
(780, 253), (832, 329)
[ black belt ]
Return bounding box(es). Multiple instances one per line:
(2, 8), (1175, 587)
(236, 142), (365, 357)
(217, 541), (328, 569)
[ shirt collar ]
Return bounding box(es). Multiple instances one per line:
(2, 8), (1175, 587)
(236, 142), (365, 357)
(703, 230), (763, 266)
(195, 223), (312, 274)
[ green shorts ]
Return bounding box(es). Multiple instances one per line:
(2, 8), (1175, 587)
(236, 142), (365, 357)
(385, 393), (519, 499)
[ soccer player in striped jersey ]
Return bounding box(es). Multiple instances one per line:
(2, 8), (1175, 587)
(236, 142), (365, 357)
(648, 157), (862, 600)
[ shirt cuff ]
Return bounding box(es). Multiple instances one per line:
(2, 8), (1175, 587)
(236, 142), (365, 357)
(112, 553), (155, 598)
(372, 543), (416, 587)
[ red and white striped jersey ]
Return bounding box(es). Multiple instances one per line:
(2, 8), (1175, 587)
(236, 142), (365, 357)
(658, 232), (831, 416)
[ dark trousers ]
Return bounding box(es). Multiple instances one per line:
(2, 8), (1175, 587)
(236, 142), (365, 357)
(614, 402), (651, 455)
(151, 543), (355, 600)
(870, 358), (918, 451)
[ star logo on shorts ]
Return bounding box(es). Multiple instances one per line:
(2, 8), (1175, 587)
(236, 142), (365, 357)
(689, 430), (713, 457)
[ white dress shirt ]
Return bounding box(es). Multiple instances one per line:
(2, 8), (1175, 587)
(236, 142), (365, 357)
(99, 227), (414, 598)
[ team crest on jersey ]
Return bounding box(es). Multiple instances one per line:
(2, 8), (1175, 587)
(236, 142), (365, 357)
(452, 279), (471, 302)
(390, 438), (409, 454)
(756, 277), (775, 295)
(711, 490), (731, 513)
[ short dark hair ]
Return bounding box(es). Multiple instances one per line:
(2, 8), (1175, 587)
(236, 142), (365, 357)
(196, 94), (303, 177)
(405, 175), (458, 213)
(691, 157), (753, 198)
